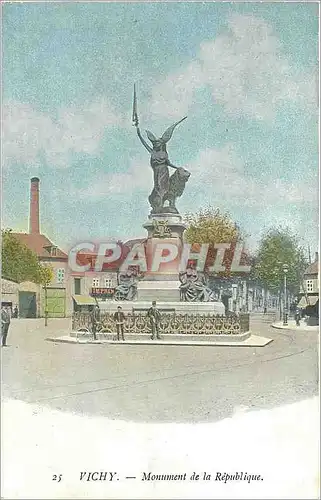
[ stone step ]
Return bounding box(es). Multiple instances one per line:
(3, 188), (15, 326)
(70, 331), (250, 343)
(47, 334), (273, 347)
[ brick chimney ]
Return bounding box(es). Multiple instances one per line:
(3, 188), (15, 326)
(29, 177), (40, 234)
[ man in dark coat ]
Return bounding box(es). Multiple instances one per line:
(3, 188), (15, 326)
(1, 306), (11, 347)
(147, 301), (161, 340)
(90, 305), (101, 341)
(113, 306), (126, 341)
(13, 305), (18, 318)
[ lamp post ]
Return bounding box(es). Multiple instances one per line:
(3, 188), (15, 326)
(231, 284), (237, 313)
(272, 268), (281, 320)
(44, 281), (49, 327)
(283, 264), (289, 325)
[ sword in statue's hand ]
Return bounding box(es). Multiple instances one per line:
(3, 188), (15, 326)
(132, 85), (152, 153)
(132, 83), (139, 127)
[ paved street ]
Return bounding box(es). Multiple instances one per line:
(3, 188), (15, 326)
(1, 313), (319, 423)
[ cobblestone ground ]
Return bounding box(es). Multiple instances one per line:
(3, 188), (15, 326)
(2, 312), (318, 423)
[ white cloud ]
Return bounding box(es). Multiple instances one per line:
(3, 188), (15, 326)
(186, 145), (318, 208)
(148, 62), (204, 119)
(2, 98), (122, 168)
(182, 145), (318, 249)
(148, 14), (317, 121)
(78, 143), (317, 219)
(77, 157), (153, 199)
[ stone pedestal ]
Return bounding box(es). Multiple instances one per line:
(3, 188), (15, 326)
(136, 280), (181, 302)
(136, 213), (186, 302)
(143, 213), (186, 241)
(97, 300), (225, 315)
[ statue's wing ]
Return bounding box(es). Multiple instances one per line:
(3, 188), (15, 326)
(161, 116), (187, 143)
(146, 130), (157, 143)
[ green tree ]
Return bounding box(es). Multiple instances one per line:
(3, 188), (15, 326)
(39, 264), (54, 326)
(39, 264), (54, 286)
(253, 228), (307, 294)
(1, 229), (43, 283)
(184, 207), (242, 244)
(183, 207), (250, 275)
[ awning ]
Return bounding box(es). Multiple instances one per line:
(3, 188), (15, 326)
(297, 296), (319, 308)
(73, 295), (96, 306)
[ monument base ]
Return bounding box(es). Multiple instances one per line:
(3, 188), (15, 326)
(136, 280), (181, 302)
(97, 300), (225, 315)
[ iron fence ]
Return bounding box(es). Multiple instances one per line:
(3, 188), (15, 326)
(72, 312), (249, 335)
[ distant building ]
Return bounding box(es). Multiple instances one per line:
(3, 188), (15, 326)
(71, 267), (119, 311)
(1, 278), (19, 311)
(11, 178), (72, 317)
(298, 252), (319, 322)
(208, 275), (279, 314)
(9, 178), (149, 315)
(70, 239), (144, 311)
(1, 277), (50, 318)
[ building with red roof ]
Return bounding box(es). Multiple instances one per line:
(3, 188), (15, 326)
(10, 178), (71, 316)
(298, 252), (319, 323)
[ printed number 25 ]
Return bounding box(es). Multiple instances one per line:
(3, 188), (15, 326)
(52, 474), (62, 482)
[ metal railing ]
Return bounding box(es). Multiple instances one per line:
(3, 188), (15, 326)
(72, 312), (250, 335)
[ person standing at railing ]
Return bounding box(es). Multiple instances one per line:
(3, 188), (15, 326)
(90, 304), (100, 341)
(1, 305), (11, 347)
(147, 301), (161, 340)
(113, 306), (126, 341)
(13, 305), (19, 318)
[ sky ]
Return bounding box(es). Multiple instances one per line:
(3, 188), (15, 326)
(2, 2), (319, 254)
